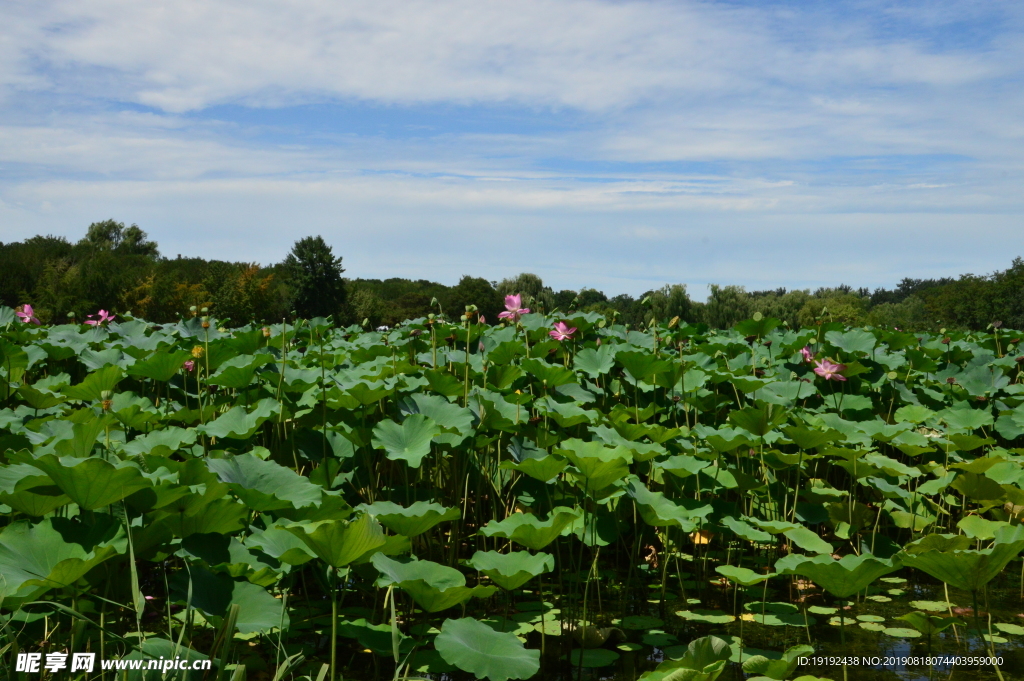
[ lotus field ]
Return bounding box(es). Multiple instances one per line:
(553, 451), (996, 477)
(4, 301), (1024, 681)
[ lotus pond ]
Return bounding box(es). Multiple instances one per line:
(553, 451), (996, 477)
(3, 305), (1024, 681)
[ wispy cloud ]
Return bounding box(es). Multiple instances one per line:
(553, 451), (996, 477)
(2, 0), (1023, 295)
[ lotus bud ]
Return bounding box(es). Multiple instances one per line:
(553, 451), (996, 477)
(201, 320), (210, 329)
(479, 315), (486, 324)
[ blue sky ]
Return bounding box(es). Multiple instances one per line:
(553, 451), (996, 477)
(2, 0), (1022, 298)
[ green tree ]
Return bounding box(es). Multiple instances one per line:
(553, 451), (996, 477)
(496, 273), (555, 313)
(444, 276), (502, 322)
(284, 236), (346, 319)
(81, 219), (159, 256)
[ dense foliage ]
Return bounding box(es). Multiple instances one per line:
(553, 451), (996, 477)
(2, 303), (1024, 681)
(3, 221), (1023, 331)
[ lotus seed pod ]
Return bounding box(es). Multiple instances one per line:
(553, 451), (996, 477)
(262, 327), (271, 337)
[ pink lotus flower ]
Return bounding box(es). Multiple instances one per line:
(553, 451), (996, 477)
(479, 315), (486, 324)
(813, 358), (847, 381)
(549, 321), (577, 341)
(15, 304), (40, 325)
(497, 294), (530, 322)
(800, 346), (814, 363)
(85, 309), (115, 326)
(183, 360), (195, 372)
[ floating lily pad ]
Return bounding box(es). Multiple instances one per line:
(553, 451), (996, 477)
(887, 589), (906, 596)
(859, 622), (885, 631)
(642, 631), (678, 647)
(883, 627), (922, 638)
(880, 577), (907, 583)
(866, 595), (892, 603)
(856, 615), (885, 622)
(808, 606), (837, 615)
(910, 600), (952, 612)
(618, 614), (664, 630)
(983, 634), (1009, 643)
(995, 623), (1024, 636)
(564, 649), (619, 668)
(617, 642), (644, 652)
(675, 609), (735, 624)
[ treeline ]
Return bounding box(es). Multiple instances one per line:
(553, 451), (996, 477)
(2, 220), (1022, 331)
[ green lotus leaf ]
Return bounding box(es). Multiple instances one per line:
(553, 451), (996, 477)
(244, 524), (316, 565)
(168, 565), (288, 634)
(284, 513), (386, 567)
(127, 349), (193, 382)
(0, 516), (126, 608)
(565, 649), (620, 668)
(206, 353), (274, 389)
(29, 454), (152, 510)
(728, 404), (789, 437)
(555, 438), (633, 492)
(721, 517), (772, 543)
(61, 365), (125, 401)
(179, 533), (281, 586)
(361, 500), (459, 536)
(643, 635), (732, 681)
(479, 508), (580, 550)
(371, 414), (439, 468)
(372, 554), (495, 611)
(900, 525), (1024, 592)
(676, 609), (735, 624)
(467, 550), (554, 590)
(782, 526), (834, 555)
(897, 611), (962, 636)
(206, 452), (322, 511)
(957, 515), (1003, 540)
(337, 618), (415, 657)
(434, 617), (540, 681)
(626, 477), (707, 530)
(399, 393), (474, 446)
(774, 553), (901, 598)
(715, 565), (775, 586)
(742, 644), (814, 681)
(499, 452), (568, 483)
(197, 398), (280, 440)
(574, 346), (616, 378)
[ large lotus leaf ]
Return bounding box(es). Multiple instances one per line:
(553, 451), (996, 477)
(783, 425), (844, 450)
(244, 523), (316, 565)
(574, 346), (616, 378)
(715, 565), (775, 586)
(179, 533), (282, 586)
(555, 438), (632, 492)
(123, 426), (197, 457)
(0, 463), (70, 516)
(371, 414), (439, 468)
(337, 618), (415, 657)
(825, 329), (877, 356)
(197, 398), (279, 440)
(399, 393), (474, 446)
(151, 495), (249, 538)
(434, 617), (540, 681)
(169, 565), (288, 634)
(617, 351), (672, 382)
(661, 454), (711, 479)
(206, 353), (274, 389)
(783, 526), (834, 555)
(521, 358), (576, 387)
(127, 350), (193, 382)
(284, 513), (386, 567)
(499, 453), (567, 483)
(206, 452), (321, 511)
(17, 384), (68, 410)
(361, 500), (459, 536)
(742, 644), (815, 681)
(721, 516), (772, 543)
(897, 611), (962, 636)
(900, 525), (1024, 592)
(938, 406), (994, 432)
(61, 365), (125, 401)
(728, 404), (789, 437)
(644, 635), (732, 681)
(775, 553), (900, 598)
(626, 478), (701, 530)
(29, 455), (152, 510)
(468, 550), (554, 590)
(0, 517), (126, 607)
(479, 508), (580, 550)
(371, 554), (495, 612)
